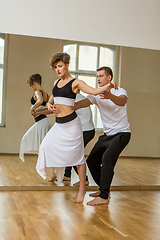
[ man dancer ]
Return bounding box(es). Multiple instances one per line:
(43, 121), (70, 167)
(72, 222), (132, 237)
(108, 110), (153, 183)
(75, 67), (131, 205)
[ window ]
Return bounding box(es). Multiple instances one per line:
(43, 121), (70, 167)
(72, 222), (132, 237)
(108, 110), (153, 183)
(0, 33), (5, 126)
(63, 42), (115, 129)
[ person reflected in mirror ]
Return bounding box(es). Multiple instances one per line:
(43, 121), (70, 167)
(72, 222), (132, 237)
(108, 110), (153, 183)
(63, 93), (95, 186)
(19, 74), (53, 162)
(36, 53), (117, 203)
(75, 67), (131, 205)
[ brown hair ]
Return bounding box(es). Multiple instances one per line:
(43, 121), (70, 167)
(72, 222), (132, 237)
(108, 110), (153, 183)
(97, 66), (113, 80)
(49, 52), (70, 70)
(27, 74), (42, 86)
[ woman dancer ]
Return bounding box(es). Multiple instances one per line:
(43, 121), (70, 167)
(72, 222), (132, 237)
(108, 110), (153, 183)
(63, 93), (95, 186)
(36, 53), (116, 203)
(19, 74), (52, 162)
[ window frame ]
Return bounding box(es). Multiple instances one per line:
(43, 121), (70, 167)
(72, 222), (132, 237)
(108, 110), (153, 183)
(0, 33), (7, 127)
(63, 40), (117, 130)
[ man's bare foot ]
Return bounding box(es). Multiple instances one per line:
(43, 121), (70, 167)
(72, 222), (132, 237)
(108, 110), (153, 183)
(89, 190), (100, 197)
(89, 191), (111, 198)
(63, 176), (71, 181)
(48, 172), (57, 182)
(87, 196), (108, 205)
(75, 190), (86, 203)
(73, 180), (89, 186)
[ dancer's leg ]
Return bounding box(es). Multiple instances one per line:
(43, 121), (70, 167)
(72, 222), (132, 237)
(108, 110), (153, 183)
(75, 163), (86, 203)
(73, 165), (89, 186)
(87, 133), (131, 205)
(48, 168), (57, 182)
(73, 129), (95, 185)
(63, 167), (72, 181)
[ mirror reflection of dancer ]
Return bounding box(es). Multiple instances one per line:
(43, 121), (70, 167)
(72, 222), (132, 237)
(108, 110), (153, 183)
(75, 67), (131, 205)
(19, 74), (52, 162)
(36, 53), (117, 203)
(63, 93), (95, 186)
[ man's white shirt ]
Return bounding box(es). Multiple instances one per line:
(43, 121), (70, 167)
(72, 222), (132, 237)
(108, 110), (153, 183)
(87, 87), (131, 135)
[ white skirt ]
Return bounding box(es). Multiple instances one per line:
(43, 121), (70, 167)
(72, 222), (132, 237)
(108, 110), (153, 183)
(36, 115), (85, 183)
(19, 117), (52, 161)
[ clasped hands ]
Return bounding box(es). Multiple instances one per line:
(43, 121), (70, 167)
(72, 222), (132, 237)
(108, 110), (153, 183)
(99, 81), (118, 99)
(48, 103), (61, 116)
(30, 108), (36, 116)
(30, 109), (41, 117)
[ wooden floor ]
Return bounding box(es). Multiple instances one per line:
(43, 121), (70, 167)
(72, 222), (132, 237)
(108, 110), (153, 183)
(0, 190), (160, 239)
(0, 154), (160, 239)
(0, 154), (160, 189)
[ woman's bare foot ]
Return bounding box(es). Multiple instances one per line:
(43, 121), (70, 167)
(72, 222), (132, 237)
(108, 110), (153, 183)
(73, 180), (89, 186)
(48, 172), (57, 182)
(63, 176), (71, 181)
(89, 191), (111, 198)
(87, 196), (108, 205)
(75, 190), (86, 203)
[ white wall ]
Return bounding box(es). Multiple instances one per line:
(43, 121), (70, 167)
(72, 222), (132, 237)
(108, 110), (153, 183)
(0, 34), (160, 158)
(0, 34), (63, 152)
(120, 46), (160, 157)
(0, 0), (160, 50)
(86, 46), (160, 157)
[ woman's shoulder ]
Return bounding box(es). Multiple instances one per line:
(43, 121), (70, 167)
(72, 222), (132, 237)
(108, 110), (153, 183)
(73, 78), (82, 84)
(35, 89), (43, 95)
(72, 78), (82, 88)
(54, 78), (60, 86)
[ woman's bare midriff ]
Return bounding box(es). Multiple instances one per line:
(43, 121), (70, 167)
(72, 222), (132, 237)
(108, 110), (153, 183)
(55, 104), (75, 117)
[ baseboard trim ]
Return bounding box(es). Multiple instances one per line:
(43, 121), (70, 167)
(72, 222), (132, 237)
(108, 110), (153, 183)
(0, 185), (160, 191)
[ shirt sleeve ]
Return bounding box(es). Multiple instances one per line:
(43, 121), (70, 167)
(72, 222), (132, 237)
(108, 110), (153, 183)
(86, 94), (96, 104)
(112, 88), (128, 98)
(119, 88), (128, 98)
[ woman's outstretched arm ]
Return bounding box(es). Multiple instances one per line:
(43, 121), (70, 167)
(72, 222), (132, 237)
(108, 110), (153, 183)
(74, 79), (117, 96)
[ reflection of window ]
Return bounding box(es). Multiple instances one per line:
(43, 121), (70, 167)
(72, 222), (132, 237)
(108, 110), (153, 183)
(63, 44), (77, 71)
(63, 42), (115, 129)
(0, 34), (5, 126)
(79, 46), (98, 71)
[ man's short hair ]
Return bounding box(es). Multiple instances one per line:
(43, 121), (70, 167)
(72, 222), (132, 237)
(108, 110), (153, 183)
(97, 66), (113, 80)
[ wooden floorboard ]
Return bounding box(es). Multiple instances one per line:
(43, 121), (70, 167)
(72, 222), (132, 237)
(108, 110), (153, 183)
(0, 154), (160, 188)
(0, 185), (160, 192)
(0, 190), (160, 239)
(0, 154), (160, 239)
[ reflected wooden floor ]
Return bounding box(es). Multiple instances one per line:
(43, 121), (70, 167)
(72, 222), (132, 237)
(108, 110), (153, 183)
(0, 190), (160, 239)
(0, 154), (160, 190)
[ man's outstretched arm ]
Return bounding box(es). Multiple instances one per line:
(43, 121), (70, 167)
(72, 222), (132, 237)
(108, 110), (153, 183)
(99, 92), (128, 106)
(75, 98), (92, 110)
